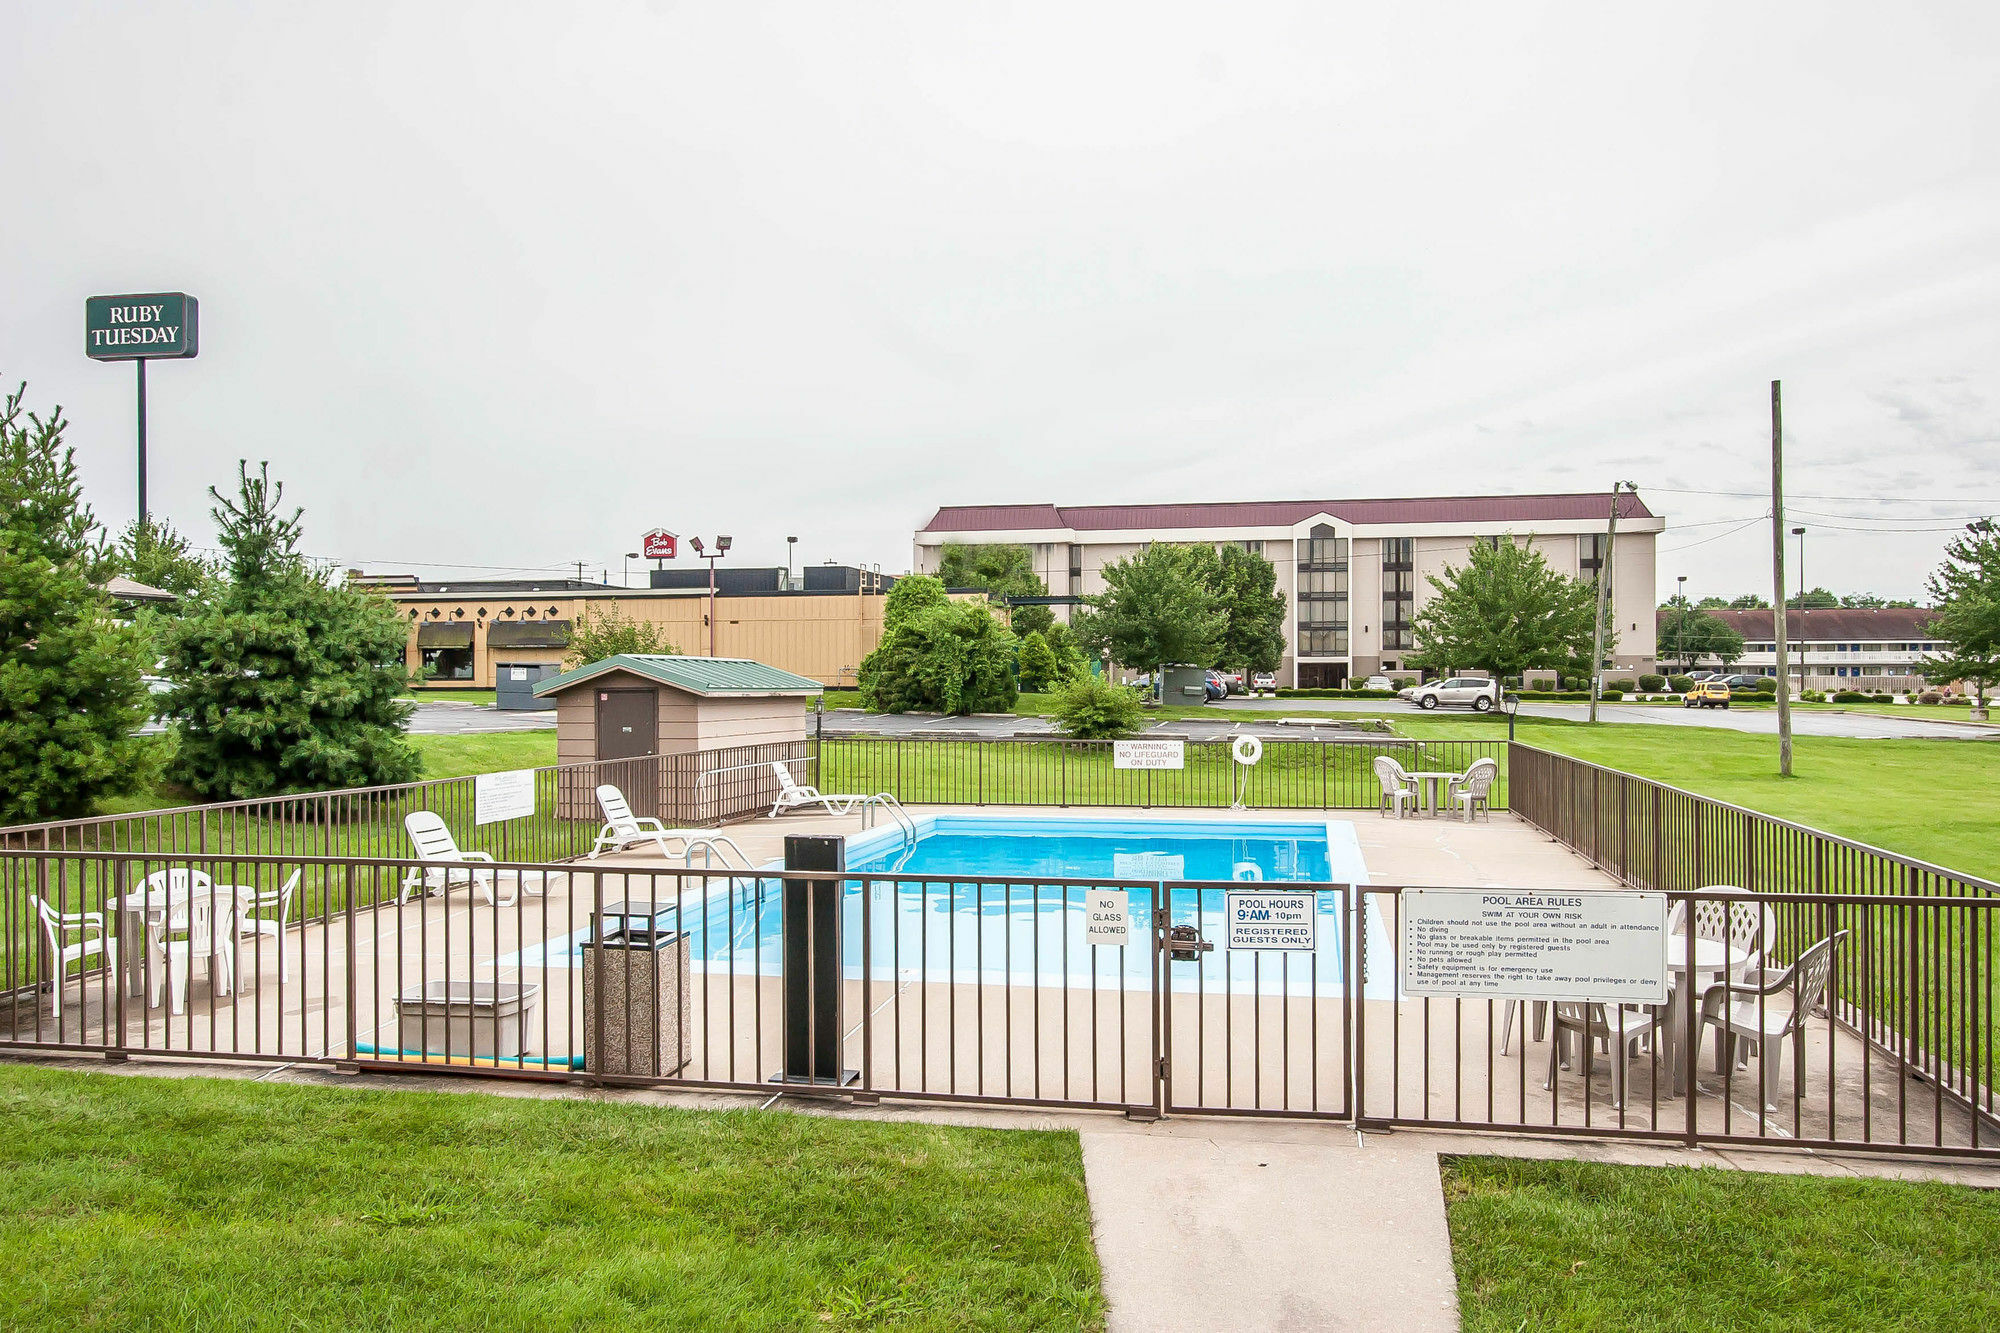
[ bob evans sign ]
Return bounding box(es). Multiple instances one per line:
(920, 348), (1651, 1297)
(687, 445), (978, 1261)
(86, 292), (199, 360)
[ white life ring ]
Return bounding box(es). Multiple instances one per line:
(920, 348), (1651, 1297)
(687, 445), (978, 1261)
(1232, 734), (1263, 766)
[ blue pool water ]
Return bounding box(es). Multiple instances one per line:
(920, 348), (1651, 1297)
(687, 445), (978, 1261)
(503, 815), (1383, 994)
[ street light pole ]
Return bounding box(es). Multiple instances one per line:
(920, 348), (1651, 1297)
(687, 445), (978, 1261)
(787, 536), (798, 589)
(1675, 574), (1687, 672)
(689, 535), (733, 656)
(623, 551), (640, 587)
(1790, 526), (1807, 693)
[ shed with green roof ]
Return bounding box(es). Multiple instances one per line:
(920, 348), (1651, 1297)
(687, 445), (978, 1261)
(535, 655), (822, 821)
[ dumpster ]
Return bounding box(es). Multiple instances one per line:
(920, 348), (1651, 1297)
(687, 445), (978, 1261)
(394, 980), (539, 1060)
(581, 904), (691, 1077)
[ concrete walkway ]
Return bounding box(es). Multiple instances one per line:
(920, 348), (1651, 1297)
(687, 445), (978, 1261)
(1081, 1124), (1457, 1333)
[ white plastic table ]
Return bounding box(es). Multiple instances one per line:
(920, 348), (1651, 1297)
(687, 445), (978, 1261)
(105, 879), (253, 1001)
(1660, 934), (1753, 1096)
(1404, 771), (1458, 816)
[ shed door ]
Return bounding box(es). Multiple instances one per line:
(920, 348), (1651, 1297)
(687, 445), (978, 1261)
(595, 688), (659, 817)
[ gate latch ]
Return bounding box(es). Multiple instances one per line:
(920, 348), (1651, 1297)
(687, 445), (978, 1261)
(1167, 924), (1212, 963)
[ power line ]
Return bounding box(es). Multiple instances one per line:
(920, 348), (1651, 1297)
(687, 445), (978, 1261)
(1648, 485), (2000, 504)
(1657, 513), (1769, 554)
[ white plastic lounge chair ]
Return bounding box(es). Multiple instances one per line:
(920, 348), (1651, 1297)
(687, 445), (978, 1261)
(399, 811), (513, 908)
(591, 784), (753, 869)
(1372, 755), (1419, 818)
(768, 761), (871, 818)
(31, 894), (117, 1018)
(233, 870), (301, 983)
(1699, 932), (1845, 1111)
(1447, 757), (1499, 822)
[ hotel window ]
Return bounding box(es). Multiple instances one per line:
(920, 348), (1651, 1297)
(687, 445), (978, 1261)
(1580, 533), (1606, 581)
(1068, 544), (1083, 593)
(1381, 537), (1414, 650)
(1295, 531), (1348, 656)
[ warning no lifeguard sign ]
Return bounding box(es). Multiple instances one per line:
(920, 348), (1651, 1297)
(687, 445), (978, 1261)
(1113, 739), (1184, 769)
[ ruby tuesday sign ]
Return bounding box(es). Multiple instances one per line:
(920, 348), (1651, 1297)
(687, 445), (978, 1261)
(85, 292), (199, 360)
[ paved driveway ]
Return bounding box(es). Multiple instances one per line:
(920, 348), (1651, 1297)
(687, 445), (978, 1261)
(405, 702), (555, 734)
(1212, 696), (1997, 741)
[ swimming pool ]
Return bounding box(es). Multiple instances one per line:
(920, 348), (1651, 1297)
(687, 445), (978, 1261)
(505, 814), (1385, 994)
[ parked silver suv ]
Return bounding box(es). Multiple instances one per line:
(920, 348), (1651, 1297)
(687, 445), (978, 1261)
(1398, 677), (1501, 712)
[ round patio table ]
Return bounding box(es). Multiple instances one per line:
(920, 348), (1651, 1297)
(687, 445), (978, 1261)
(1660, 934), (1753, 1096)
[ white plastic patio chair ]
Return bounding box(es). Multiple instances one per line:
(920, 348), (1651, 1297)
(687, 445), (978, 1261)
(1698, 932), (1845, 1112)
(1544, 999), (1659, 1109)
(233, 870), (300, 983)
(591, 784), (754, 868)
(1372, 756), (1419, 818)
(1446, 757), (1499, 823)
(138, 869), (234, 1016)
(1668, 886), (1773, 982)
(30, 894), (117, 1018)
(768, 761), (870, 818)
(399, 811), (514, 908)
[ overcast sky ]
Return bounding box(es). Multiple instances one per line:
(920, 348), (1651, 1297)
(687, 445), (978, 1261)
(4, 3), (1996, 602)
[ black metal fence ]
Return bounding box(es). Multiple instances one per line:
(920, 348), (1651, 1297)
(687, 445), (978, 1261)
(819, 736), (1508, 811)
(0, 741), (814, 978)
(7, 845), (1992, 1158)
(1508, 742), (2000, 1135)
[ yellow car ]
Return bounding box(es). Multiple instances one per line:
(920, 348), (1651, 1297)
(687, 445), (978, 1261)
(1684, 681), (1731, 709)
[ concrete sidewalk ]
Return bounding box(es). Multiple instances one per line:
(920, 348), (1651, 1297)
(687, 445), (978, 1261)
(1081, 1126), (1458, 1333)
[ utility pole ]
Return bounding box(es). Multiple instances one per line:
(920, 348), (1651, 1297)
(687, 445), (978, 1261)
(1587, 481), (1628, 723)
(1772, 381), (1794, 776)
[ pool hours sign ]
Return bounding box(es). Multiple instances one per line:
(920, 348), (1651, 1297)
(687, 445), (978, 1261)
(85, 292), (199, 360)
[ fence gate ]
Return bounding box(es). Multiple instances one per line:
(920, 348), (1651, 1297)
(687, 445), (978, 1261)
(1155, 881), (1354, 1119)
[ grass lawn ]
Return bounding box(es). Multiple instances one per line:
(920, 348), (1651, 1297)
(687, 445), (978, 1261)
(408, 730), (556, 778)
(0, 1063), (1103, 1331)
(1444, 1155), (2000, 1332)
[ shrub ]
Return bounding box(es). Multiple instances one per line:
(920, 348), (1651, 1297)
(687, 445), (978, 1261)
(859, 599), (1018, 715)
(1603, 678), (1635, 692)
(1751, 677), (1778, 693)
(1830, 690), (1866, 703)
(1637, 673), (1667, 692)
(1390, 677), (1418, 689)
(1918, 690), (1944, 704)
(1016, 630), (1062, 692)
(1051, 676), (1146, 738)
(1667, 675), (1695, 693)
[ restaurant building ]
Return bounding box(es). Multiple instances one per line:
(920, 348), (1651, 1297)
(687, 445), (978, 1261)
(913, 492), (1663, 687)
(354, 566), (895, 692)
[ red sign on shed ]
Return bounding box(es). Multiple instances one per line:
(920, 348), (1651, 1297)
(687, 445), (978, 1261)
(641, 529), (678, 560)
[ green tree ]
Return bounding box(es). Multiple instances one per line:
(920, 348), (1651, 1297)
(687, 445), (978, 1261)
(1050, 675), (1145, 739)
(1016, 630), (1062, 692)
(109, 516), (209, 600)
(1839, 592), (1919, 609)
(1728, 593), (1770, 609)
(881, 574), (952, 629)
(934, 542), (1046, 601)
(858, 600), (1019, 715)
(1658, 601), (1747, 670)
(1213, 545), (1286, 676)
(1078, 544), (1226, 686)
(1917, 519), (2000, 715)
(1694, 595), (1731, 609)
(0, 381), (152, 822)
(161, 463), (420, 799)
(1409, 537), (1604, 680)
(1786, 586), (1839, 609)
(1008, 602), (1056, 639)
(564, 603), (679, 667)
(1041, 620), (1090, 683)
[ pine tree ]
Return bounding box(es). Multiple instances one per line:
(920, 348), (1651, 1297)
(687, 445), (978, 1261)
(161, 463), (420, 799)
(0, 381), (152, 822)
(1016, 630), (1062, 692)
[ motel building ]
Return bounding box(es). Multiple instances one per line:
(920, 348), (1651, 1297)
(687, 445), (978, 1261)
(1662, 606), (1945, 694)
(350, 564), (897, 697)
(913, 492), (1663, 687)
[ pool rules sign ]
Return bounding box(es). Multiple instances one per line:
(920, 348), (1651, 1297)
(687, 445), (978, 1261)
(1400, 888), (1668, 1004)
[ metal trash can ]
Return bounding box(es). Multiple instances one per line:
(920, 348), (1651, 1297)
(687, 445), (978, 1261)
(394, 980), (539, 1060)
(580, 903), (691, 1077)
